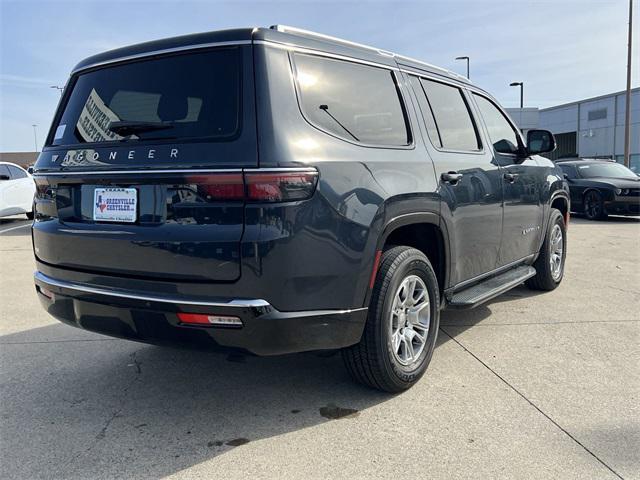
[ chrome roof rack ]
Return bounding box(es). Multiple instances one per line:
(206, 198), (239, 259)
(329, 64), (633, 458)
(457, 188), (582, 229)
(270, 24), (394, 57)
(269, 24), (467, 82)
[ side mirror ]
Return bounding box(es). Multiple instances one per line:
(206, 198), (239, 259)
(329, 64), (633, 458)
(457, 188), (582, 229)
(0, 174), (10, 181)
(527, 129), (556, 155)
(563, 173), (572, 182)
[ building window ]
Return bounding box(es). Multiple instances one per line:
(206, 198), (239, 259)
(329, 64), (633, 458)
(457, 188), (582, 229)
(587, 108), (607, 121)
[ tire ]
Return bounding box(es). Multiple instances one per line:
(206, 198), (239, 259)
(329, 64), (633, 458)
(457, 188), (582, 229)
(583, 190), (607, 220)
(342, 246), (440, 393)
(526, 209), (566, 291)
(25, 210), (34, 220)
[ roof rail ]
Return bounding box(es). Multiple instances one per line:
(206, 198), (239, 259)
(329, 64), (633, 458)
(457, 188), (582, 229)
(270, 24), (394, 57)
(269, 24), (467, 82)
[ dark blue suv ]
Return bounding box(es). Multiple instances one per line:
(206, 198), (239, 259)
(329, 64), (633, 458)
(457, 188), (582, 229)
(32, 26), (569, 392)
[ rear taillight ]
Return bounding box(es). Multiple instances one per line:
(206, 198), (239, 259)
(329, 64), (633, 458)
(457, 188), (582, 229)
(186, 169), (318, 203)
(246, 170), (318, 202)
(189, 173), (245, 201)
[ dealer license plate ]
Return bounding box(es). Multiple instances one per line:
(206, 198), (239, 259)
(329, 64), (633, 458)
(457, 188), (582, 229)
(93, 188), (137, 223)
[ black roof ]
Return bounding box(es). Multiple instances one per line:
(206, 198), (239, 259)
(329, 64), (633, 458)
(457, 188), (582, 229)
(71, 26), (472, 88)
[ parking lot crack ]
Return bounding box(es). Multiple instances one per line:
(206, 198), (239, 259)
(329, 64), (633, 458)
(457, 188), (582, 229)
(439, 327), (624, 480)
(53, 349), (144, 475)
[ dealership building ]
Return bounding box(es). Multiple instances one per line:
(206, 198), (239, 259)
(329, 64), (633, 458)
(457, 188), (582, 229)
(506, 87), (640, 172)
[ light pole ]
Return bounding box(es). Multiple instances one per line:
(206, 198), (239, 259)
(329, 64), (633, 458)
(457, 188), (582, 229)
(50, 85), (64, 96)
(623, 0), (633, 168)
(510, 82), (524, 109)
(32, 125), (39, 152)
(455, 56), (470, 79)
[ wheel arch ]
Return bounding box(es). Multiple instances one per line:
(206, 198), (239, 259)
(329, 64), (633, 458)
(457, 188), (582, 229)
(550, 192), (570, 224)
(373, 213), (450, 302)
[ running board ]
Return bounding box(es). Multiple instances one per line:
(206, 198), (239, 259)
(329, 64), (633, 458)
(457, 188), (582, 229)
(447, 266), (536, 309)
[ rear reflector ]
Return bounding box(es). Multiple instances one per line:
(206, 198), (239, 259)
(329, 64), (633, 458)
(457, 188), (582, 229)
(177, 313), (243, 328)
(37, 286), (55, 300)
(369, 250), (383, 289)
(245, 170), (319, 202)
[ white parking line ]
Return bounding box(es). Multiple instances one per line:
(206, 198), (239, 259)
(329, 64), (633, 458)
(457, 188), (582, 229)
(0, 223), (31, 235)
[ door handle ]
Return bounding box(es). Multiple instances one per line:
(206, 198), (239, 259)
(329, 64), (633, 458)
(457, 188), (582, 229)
(503, 172), (519, 183)
(441, 172), (463, 184)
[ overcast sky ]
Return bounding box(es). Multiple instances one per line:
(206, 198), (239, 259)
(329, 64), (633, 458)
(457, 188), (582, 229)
(0, 0), (637, 152)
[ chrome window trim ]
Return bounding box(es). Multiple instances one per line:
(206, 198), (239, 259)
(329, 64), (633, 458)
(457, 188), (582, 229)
(71, 40), (252, 74)
(32, 167), (317, 177)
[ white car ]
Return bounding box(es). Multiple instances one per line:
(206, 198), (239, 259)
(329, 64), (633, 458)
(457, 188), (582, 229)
(0, 162), (36, 219)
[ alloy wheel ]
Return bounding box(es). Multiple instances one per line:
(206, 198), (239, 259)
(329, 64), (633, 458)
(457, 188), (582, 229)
(389, 275), (431, 365)
(549, 223), (564, 281)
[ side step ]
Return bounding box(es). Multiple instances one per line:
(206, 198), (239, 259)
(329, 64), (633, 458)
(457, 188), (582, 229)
(447, 265), (536, 309)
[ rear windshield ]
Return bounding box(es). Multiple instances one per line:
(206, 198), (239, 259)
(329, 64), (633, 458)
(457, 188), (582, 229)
(50, 48), (241, 146)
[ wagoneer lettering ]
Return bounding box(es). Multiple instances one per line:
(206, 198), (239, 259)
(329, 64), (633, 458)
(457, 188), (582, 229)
(32, 26), (569, 392)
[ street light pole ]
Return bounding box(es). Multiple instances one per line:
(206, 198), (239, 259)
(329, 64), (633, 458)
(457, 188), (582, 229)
(623, 0), (633, 168)
(32, 125), (38, 152)
(510, 82), (524, 108)
(50, 85), (64, 96)
(455, 56), (470, 79)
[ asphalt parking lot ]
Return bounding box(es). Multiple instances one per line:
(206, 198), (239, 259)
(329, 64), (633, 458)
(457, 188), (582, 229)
(1, 215), (638, 480)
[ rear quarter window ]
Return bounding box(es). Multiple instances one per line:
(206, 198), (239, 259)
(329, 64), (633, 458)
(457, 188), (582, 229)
(7, 165), (28, 179)
(292, 53), (410, 146)
(50, 47), (242, 147)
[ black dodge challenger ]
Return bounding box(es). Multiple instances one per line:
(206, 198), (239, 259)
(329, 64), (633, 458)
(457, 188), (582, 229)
(557, 160), (640, 220)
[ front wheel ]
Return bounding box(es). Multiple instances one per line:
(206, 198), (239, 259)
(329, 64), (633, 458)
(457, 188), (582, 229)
(526, 209), (566, 291)
(342, 246), (440, 392)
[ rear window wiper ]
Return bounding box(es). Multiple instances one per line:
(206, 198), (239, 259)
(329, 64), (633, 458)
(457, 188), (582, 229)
(319, 105), (359, 142)
(108, 121), (174, 136)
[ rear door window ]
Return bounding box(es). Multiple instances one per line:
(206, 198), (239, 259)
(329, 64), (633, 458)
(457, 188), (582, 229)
(50, 47), (242, 146)
(418, 78), (480, 151)
(293, 53), (410, 146)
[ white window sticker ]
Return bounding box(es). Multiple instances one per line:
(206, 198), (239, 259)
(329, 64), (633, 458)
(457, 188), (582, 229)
(54, 124), (66, 140)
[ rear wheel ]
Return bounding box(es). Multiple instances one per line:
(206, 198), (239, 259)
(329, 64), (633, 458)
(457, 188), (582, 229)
(526, 209), (566, 291)
(584, 190), (606, 220)
(342, 246), (440, 392)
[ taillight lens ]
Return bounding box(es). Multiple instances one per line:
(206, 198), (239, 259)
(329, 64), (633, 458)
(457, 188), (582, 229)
(185, 169), (318, 203)
(187, 173), (245, 201)
(245, 170), (318, 202)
